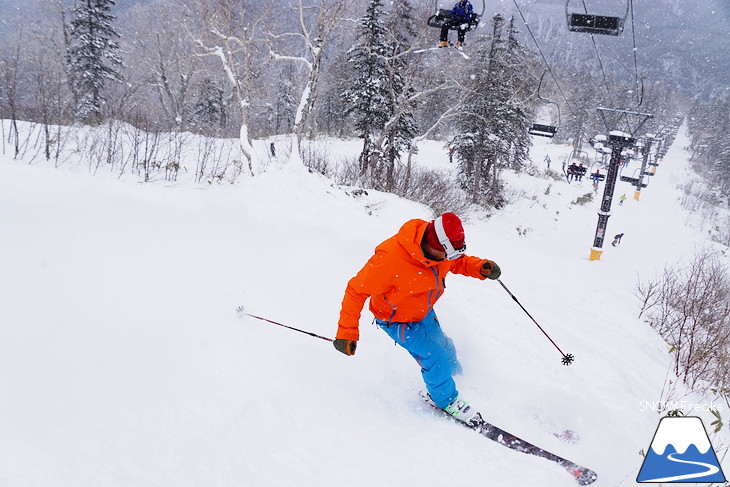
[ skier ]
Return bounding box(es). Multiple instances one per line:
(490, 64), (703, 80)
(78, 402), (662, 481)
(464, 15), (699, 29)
(567, 162), (579, 182)
(612, 233), (624, 246)
(591, 169), (602, 187)
(333, 212), (500, 424)
(544, 154), (551, 168)
(619, 194), (627, 205)
(438, 0), (473, 49)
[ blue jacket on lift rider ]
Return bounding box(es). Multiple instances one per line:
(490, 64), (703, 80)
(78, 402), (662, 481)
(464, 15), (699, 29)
(438, 0), (473, 49)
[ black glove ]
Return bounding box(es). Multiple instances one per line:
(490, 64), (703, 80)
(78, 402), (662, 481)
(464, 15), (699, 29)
(482, 260), (501, 280)
(333, 338), (357, 356)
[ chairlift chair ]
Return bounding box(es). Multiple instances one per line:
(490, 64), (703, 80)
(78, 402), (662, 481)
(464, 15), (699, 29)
(428, 0), (485, 33)
(529, 124), (558, 138)
(608, 131), (635, 148)
(565, 0), (630, 36)
(529, 72), (561, 138)
(619, 175), (647, 188)
(588, 162), (606, 181)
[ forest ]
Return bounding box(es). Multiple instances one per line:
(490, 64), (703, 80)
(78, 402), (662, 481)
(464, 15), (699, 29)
(0, 0), (727, 208)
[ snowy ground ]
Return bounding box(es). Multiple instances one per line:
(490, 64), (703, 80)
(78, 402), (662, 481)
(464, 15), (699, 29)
(0, 124), (728, 486)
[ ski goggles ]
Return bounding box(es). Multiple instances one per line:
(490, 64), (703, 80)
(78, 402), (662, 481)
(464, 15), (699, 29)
(433, 215), (466, 260)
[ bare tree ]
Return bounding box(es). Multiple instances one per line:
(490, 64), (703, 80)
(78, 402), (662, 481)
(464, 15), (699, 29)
(0, 30), (25, 159)
(636, 250), (730, 391)
(123, 0), (202, 131)
(26, 0), (72, 163)
(403, 97), (462, 191)
(186, 0), (273, 174)
(267, 0), (354, 165)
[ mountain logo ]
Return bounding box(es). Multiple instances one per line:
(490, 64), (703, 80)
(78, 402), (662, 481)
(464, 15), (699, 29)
(637, 416), (726, 483)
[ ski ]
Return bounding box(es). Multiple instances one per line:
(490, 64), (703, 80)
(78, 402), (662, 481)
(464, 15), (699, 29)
(411, 45), (470, 60)
(424, 403), (597, 485)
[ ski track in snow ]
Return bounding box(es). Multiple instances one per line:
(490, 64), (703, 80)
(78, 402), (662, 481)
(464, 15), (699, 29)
(0, 122), (728, 487)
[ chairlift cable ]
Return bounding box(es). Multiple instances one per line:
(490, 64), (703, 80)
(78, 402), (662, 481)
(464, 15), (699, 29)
(511, 0), (575, 115)
(575, 0), (646, 112)
(628, 0), (644, 107)
(588, 36), (613, 101)
(580, 0), (613, 100)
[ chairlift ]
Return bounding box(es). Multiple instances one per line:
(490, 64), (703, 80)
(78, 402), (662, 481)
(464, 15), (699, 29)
(528, 72), (561, 138)
(428, 0), (485, 33)
(565, 0), (630, 36)
(620, 168), (647, 188)
(608, 131), (635, 148)
(620, 175), (648, 187)
(529, 124), (558, 138)
(588, 162), (606, 181)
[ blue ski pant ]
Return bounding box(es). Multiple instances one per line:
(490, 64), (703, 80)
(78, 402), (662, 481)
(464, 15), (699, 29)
(376, 309), (461, 409)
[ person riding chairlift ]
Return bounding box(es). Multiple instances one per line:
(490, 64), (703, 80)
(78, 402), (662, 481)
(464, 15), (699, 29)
(438, 0), (473, 49)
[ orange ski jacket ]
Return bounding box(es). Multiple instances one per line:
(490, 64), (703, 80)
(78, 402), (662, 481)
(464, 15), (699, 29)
(336, 219), (493, 341)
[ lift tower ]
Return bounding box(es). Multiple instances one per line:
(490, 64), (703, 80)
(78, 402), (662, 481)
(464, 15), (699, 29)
(589, 131), (635, 261)
(588, 107), (653, 261)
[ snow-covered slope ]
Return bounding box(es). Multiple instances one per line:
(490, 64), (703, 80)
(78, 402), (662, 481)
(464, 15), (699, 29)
(0, 126), (727, 486)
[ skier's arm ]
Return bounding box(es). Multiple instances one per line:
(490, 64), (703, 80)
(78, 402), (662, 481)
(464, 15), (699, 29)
(336, 253), (393, 341)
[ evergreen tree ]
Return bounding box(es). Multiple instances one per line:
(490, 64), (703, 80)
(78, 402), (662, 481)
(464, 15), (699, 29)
(379, 0), (419, 189)
(189, 76), (226, 130)
(66, 0), (123, 123)
(686, 95), (730, 194)
(556, 69), (601, 152)
(343, 0), (390, 178)
(503, 16), (533, 171)
(275, 67), (296, 135)
(453, 14), (532, 208)
(705, 97), (730, 186)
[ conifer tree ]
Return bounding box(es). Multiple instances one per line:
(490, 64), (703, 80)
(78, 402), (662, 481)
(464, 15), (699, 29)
(189, 76), (226, 130)
(343, 0), (390, 177)
(378, 0), (419, 189)
(275, 74), (296, 135)
(452, 14), (532, 208)
(558, 70), (601, 152)
(503, 16), (533, 171)
(685, 96), (730, 196)
(66, 0), (123, 123)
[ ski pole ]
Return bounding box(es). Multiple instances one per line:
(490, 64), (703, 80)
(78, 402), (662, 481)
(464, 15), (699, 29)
(497, 280), (575, 366)
(236, 306), (334, 342)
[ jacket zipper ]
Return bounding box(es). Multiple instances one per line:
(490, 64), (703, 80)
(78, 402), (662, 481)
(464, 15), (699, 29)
(427, 266), (444, 311)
